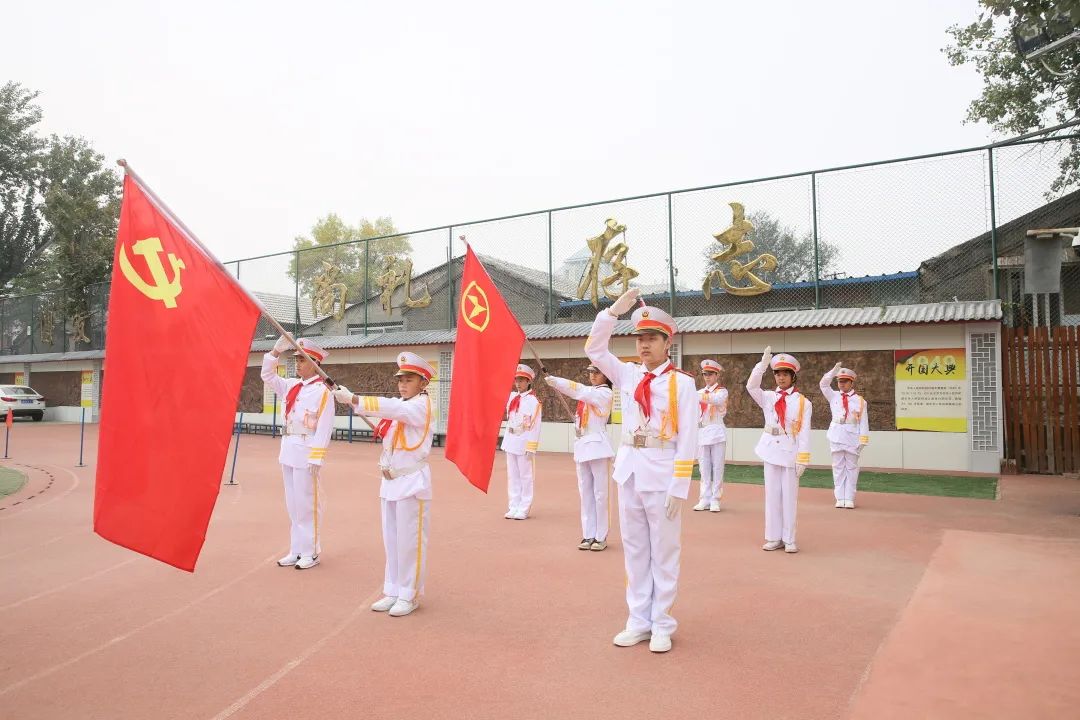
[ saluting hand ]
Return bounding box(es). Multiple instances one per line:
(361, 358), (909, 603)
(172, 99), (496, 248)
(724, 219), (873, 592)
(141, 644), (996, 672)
(832, 361), (843, 375)
(608, 287), (641, 317)
(761, 345), (773, 367)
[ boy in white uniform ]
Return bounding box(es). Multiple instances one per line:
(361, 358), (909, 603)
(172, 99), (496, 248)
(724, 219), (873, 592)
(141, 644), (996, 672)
(693, 359), (728, 513)
(819, 362), (870, 509)
(334, 352), (436, 617)
(747, 348), (812, 554)
(586, 287), (699, 653)
(544, 365), (615, 550)
(261, 337), (336, 570)
(502, 364), (542, 520)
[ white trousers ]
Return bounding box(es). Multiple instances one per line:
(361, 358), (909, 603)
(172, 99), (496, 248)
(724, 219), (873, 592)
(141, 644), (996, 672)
(831, 449), (861, 502)
(619, 474), (681, 636)
(763, 462), (798, 545)
(506, 452), (535, 514)
(381, 496), (430, 601)
(281, 464), (324, 558)
(576, 458), (610, 541)
(697, 442), (726, 503)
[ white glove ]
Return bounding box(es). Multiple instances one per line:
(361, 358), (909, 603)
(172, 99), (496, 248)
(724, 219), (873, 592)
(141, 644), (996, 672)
(831, 361), (843, 375)
(273, 336), (292, 354)
(308, 463), (321, 479)
(796, 463), (806, 479)
(543, 375), (557, 387)
(333, 386), (354, 405)
(608, 287), (641, 316)
(761, 345), (773, 367)
(664, 495), (682, 520)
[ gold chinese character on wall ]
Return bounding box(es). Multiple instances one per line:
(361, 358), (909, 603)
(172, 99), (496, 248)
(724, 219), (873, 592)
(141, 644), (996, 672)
(703, 202), (778, 298)
(38, 302), (57, 340)
(69, 312), (91, 345)
(311, 261), (349, 321)
(575, 218), (641, 308)
(375, 256), (431, 315)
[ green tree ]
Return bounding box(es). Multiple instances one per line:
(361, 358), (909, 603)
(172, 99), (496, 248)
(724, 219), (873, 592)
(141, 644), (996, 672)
(288, 214), (411, 303)
(37, 136), (121, 323)
(0, 82), (50, 290)
(945, 0), (1080, 195)
(702, 210), (839, 285)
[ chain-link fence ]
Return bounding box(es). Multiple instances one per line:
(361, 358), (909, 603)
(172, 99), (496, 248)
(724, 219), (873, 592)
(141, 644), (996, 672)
(3, 134), (1077, 354)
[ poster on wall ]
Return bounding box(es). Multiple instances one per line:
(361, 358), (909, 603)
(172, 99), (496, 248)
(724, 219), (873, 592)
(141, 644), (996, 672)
(14, 371), (24, 386)
(81, 371), (94, 408)
(894, 348), (967, 432)
(262, 365), (287, 414)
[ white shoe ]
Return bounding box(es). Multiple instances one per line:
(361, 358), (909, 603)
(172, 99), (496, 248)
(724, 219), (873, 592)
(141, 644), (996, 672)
(845, 499), (855, 509)
(371, 596), (398, 612)
(649, 634), (672, 653)
(835, 500), (845, 508)
(784, 543), (799, 553)
(709, 500), (721, 512)
(762, 540), (784, 551)
(613, 629), (651, 647)
(512, 510), (528, 520)
(277, 553), (299, 567)
(504, 510), (515, 519)
(692, 500), (708, 511)
(388, 598), (417, 617)
(295, 555), (320, 569)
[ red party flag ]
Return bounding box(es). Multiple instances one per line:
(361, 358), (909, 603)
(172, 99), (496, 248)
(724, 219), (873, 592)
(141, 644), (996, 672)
(93, 173), (262, 571)
(445, 246), (526, 492)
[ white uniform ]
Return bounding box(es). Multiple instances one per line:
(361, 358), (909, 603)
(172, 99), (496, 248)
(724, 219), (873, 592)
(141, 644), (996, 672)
(820, 368), (870, 505)
(261, 352), (335, 559)
(586, 309), (698, 637)
(747, 361), (812, 546)
(547, 376), (615, 542)
(501, 390), (542, 516)
(352, 392), (435, 602)
(697, 384), (728, 506)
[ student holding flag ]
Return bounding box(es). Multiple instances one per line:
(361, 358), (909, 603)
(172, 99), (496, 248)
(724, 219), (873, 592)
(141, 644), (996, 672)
(544, 364), (615, 551)
(334, 352), (436, 618)
(262, 337), (336, 570)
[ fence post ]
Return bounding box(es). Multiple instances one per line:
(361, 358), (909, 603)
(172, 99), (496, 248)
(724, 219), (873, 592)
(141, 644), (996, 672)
(547, 211), (554, 323)
(667, 193), (676, 314)
(294, 249), (301, 334)
(988, 147), (1000, 301)
(811, 172), (821, 310)
(364, 238), (370, 336)
(447, 228), (454, 329)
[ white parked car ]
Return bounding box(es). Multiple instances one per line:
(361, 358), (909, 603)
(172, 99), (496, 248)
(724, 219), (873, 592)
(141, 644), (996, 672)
(0, 385), (45, 422)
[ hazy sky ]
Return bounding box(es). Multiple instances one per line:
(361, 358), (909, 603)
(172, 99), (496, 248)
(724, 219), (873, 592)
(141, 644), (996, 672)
(3, 0), (1001, 288)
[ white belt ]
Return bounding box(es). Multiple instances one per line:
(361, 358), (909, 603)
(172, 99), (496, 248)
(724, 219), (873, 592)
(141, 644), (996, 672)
(379, 461), (428, 480)
(621, 433), (673, 450)
(830, 420), (859, 427)
(699, 420), (724, 428)
(284, 427), (309, 440)
(763, 424), (789, 437)
(508, 427), (525, 435)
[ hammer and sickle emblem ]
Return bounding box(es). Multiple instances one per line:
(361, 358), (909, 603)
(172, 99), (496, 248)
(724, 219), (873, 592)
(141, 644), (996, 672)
(460, 280), (490, 332)
(119, 237), (186, 309)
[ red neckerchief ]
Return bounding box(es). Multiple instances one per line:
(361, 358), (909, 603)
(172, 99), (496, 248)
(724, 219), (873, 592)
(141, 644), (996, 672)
(633, 362), (673, 421)
(575, 400), (586, 427)
(775, 386), (797, 430)
(285, 375), (321, 419)
(842, 390), (853, 421)
(374, 418), (393, 440)
(508, 389), (530, 416)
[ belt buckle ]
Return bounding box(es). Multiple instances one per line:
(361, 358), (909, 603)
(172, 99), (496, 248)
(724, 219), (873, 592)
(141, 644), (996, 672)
(769, 427), (780, 436)
(575, 427), (585, 438)
(632, 432), (647, 449)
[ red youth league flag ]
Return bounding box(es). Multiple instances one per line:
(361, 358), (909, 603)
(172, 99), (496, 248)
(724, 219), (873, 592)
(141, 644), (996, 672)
(93, 175), (262, 571)
(445, 246), (526, 492)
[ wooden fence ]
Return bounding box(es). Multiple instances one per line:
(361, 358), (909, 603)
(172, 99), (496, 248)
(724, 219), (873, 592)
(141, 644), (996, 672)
(1003, 325), (1080, 474)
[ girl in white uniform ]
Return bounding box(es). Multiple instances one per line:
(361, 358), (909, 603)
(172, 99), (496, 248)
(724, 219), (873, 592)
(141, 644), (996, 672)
(693, 359), (728, 513)
(544, 365), (615, 550)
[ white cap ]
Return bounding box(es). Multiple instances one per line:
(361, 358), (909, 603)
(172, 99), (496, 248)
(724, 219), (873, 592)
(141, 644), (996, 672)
(631, 305), (676, 337)
(395, 351), (435, 380)
(770, 353), (800, 373)
(293, 338), (328, 363)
